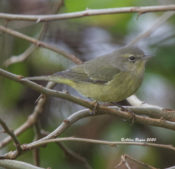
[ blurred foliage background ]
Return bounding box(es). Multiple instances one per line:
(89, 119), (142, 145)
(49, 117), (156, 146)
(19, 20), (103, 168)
(0, 0), (175, 169)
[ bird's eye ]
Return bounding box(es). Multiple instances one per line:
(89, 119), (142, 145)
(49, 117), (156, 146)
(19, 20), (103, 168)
(128, 55), (136, 62)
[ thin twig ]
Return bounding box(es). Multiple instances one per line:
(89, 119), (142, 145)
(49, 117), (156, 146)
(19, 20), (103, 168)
(166, 166), (175, 169)
(122, 157), (132, 169)
(3, 22), (49, 67)
(2, 135), (175, 160)
(127, 95), (175, 122)
(0, 25), (82, 64)
(33, 148), (40, 167)
(53, 0), (64, 12)
(116, 105), (175, 122)
(116, 154), (158, 169)
(4, 44), (36, 67)
(0, 5), (175, 22)
(24, 108), (175, 147)
(0, 82), (55, 148)
(0, 159), (44, 169)
(58, 143), (92, 169)
(27, 128), (92, 169)
(128, 11), (175, 46)
(33, 123), (42, 167)
(22, 137), (175, 152)
(0, 118), (22, 155)
(31, 2), (65, 165)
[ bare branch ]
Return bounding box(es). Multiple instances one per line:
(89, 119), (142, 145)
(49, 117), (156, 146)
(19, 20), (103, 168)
(0, 118), (22, 155)
(53, 0), (64, 12)
(22, 137), (175, 152)
(37, 129), (92, 169)
(3, 22), (49, 67)
(127, 95), (175, 121)
(4, 44), (37, 67)
(166, 166), (175, 169)
(0, 159), (44, 169)
(128, 11), (175, 46)
(31, 2), (65, 165)
(126, 106), (175, 122)
(25, 108), (175, 147)
(33, 123), (43, 167)
(2, 135), (175, 160)
(0, 82), (55, 148)
(3, 0), (65, 67)
(0, 25), (82, 64)
(116, 154), (158, 169)
(0, 0), (64, 152)
(33, 148), (40, 167)
(58, 143), (92, 169)
(0, 5), (175, 22)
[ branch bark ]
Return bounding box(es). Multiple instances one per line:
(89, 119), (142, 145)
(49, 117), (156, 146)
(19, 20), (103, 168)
(22, 137), (175, 152)
(0, 25), (82, 64)
(128, 11), (175, 46)
(2, 135), (175, 160)
(0, 82), (55, 148)
(0, 118), (22, 155)
(0, 159), (44, 169)
(0, 5), (175, 22)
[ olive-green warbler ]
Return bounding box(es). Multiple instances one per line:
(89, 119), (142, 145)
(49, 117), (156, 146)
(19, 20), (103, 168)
(25, 46), (149, 102)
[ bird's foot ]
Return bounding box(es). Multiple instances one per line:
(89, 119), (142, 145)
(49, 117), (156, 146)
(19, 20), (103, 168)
(90, 100), (99, 115)
(120, 106), (135, 124)
(111, 103), (135, 124)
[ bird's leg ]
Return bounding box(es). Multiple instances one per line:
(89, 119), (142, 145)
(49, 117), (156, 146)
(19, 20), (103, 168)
(90, 100), (99, 115)
(122, 107), (136, 124)
(111, 102), (135, 124)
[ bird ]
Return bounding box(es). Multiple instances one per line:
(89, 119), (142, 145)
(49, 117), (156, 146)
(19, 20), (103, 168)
(25, 46), (149, 102)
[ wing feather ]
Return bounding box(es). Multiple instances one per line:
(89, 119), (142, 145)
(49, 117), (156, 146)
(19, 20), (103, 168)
(56, 53), (121, 84)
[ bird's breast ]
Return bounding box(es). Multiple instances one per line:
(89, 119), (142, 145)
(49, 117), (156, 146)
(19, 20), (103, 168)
(73, 70), (144, 102)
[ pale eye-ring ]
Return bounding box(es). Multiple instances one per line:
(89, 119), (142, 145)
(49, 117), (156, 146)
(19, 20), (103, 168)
(128, 55), (136, 62)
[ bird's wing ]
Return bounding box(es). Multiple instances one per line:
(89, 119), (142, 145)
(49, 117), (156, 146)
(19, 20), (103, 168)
(57, 64), (100, 83)
(84, 55), (121, 82)
(57, 55), (121, 84)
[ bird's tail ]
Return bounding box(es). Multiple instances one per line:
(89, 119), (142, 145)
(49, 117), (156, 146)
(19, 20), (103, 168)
(23, 75), (53, 81)
(23, 75), (76, 87)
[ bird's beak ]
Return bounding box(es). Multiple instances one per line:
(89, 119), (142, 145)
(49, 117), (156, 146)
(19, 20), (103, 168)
(143, 54), (152, 61)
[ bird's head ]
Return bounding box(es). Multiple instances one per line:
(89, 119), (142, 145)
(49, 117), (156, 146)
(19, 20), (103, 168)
(116, 46), (150, 73)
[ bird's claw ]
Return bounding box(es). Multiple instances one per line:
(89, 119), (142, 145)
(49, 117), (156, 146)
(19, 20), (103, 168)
(128, 110), (136, 124)
(90, 100), (99, 115)
(119, 106), (135, 124)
